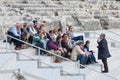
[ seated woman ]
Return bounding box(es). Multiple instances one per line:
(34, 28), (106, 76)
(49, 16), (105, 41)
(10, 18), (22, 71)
(66, 26), (74, 38)
(58, 28), (63, 37)
(84, 40), (97, 64)
(61, 34), (73, 59)
(53, 28), (58, 37)
(71, 41), (88, 68)
(56, 35), (63, 48)
(47, 34), (63, 63)
(32, 30), (45, 55)
(66, 26), (84, 43)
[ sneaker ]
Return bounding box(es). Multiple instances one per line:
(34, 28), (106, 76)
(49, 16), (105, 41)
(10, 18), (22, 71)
(80, 65), (85, 69)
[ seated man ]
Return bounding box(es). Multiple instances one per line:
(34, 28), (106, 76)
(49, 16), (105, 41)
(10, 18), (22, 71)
(21, 23), (30, 42)
(7, 23), (25, 50)
(71, 41), (88, 68)
(27, 22), (37, 43)
(84, 40), (97, 64)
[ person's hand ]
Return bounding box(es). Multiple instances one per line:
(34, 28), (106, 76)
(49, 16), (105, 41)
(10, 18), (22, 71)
(31, 34), (34, 37)
(97, 38), (101, 43)
(46, 38), (49, 41)
(26, 34), (30, 39)
(63, 48), (67, 52)
(91, 50), (95, 53)
(85, 53), (88, 56)
(85, 52), (89, 56)
(58, 47), (62, 50)
(97, 40), (99, 43)
(59, 49), (64, 53)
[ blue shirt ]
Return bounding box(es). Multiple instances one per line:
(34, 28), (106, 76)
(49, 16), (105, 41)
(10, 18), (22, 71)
(9, 26), (21, 37)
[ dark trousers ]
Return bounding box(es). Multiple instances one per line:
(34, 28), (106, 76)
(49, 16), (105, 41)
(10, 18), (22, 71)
(29, 35), (33, 44)
(77, 54), (88, 65)
(61, 52), (70, 59)
(7, 32), (22, 47)
(35, 42), (45, 55)
(102, 58), (108, 71)
(87, 52), (96, 64)
(14, 36), (23, 48)
(72, 35), (84, 41)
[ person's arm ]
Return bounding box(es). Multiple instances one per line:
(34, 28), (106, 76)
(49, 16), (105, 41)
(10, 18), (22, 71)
(97, 39), (106, 49)
(48, 41), (59, 50)
(10, 27), (20, 37)
(29, 27), (37, 35)
(101, 40), (106, 48)
(28, 27), (33, 35)
(23, 28), (29, 34)
(89, 50), (95, 53)
(76, 46), (85, 55)
(32, 27), (37, 35)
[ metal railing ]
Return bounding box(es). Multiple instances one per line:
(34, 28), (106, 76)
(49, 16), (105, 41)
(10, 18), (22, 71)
(0, 33), (119, 80)
(2, 34), (83, 77)
(106, 30), (120, 39)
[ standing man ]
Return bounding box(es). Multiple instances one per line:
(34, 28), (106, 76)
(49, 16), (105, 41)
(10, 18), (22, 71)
(97, 33), (111, 73)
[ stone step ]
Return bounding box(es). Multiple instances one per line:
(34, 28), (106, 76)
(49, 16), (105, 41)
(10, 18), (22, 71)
(0, 53), (16, 69)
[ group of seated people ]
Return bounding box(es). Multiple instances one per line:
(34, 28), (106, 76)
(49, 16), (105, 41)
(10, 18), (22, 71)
(6, 20), (97, 68)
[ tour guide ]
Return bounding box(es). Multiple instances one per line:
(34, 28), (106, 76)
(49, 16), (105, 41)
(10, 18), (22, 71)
(97, 33), (111, 73)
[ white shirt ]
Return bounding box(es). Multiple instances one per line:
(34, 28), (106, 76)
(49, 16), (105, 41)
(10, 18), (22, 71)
(29, 27), (37, 35)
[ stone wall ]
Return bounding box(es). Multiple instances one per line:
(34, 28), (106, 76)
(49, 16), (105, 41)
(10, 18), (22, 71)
(0, 0), (120, 35)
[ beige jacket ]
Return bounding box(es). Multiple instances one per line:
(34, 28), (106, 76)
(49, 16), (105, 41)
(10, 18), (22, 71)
(71, 45), (85, 61)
